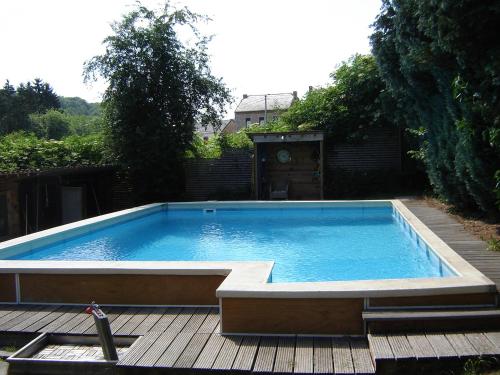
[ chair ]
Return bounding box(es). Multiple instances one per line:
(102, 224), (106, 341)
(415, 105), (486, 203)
(269, 181), (289, 200)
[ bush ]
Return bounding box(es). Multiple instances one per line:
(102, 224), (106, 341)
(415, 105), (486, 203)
(188, 131), (252, 159)
(0, 132), (111, 173)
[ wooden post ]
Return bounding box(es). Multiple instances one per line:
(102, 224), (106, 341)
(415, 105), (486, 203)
(320, 139), (324, 200)
(254, 143), (259, 200)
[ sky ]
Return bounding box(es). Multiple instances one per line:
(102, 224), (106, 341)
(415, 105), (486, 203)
(0, 0), (382, 116)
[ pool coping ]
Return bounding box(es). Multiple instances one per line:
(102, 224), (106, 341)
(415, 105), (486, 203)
(0, 200), (495, 299)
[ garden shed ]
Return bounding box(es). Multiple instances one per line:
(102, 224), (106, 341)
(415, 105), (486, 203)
(249, 131), (324, 200)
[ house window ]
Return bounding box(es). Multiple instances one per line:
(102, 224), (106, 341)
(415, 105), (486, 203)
(245, 118), (251, 127)
(0, 194), (8, 237)
(259, 117), (265, 125)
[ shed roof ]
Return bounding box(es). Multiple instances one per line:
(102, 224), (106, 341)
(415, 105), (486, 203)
(249, 131), (324, 143)
(235, 93), (296, 113)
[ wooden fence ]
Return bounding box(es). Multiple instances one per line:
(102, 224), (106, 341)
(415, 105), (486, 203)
(184, 150), (253, 201)
(184, 127), (402, 201)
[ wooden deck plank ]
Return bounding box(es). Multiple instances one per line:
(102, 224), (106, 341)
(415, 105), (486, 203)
(174, 333), (211, 369)
(232, 335), (260, 371)
(110, 307), (141, 334)
(331, 337), (354, 375)
(135, 330), (178, 367)
(253, 337), (278, 373)
(484, 331), (500, 349)
(148, 307), (182, 333)
(349, 337), (375, 374)
(386, 334), (414, 359)
(115, 307), (154, 336)
(41, 306), (83, 333)
(425, 334), (457, 358)
(181, 307), (211, 333)
(274, 336), (295, 374)
(367, 334), (394, 361)
(0, 305), (20, 319)
(445, 333), (479, 357)
(19, 306), (69, 332)
(130, 308), (168, 336)
(197, 308), (220, 334)
(1, 305), (48, 331)
(155, 331), (196, 367)
(7, 305), (60, 331)
(0, 305), (39, 329)
(294, 337), (313, 374)
(406, 333), (436, 359)
(313, 337), (333, 374)
(211, 336), (243, 370)
(465, 332), (500, 356)
(192, 334), (225, 370)
(118, 332), (162, 367)
(160, 307), (195, 335)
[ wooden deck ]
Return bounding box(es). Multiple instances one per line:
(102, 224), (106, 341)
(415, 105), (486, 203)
(404, 199), (500, 290)
(0, 304), (375, 374)
(1, 304), (500, 374)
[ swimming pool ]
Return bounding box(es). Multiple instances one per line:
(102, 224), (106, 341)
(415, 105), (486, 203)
(4, 205), (454, 283)
(0, 200), (495, 334)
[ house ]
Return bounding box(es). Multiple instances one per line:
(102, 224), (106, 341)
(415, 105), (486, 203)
(195, 119), (236, 140)
(233, 92), (298, 131)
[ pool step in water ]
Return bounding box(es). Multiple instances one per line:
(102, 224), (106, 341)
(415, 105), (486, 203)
(364, 308), (500, 334)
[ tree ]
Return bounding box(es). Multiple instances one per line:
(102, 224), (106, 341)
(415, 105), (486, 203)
(30, 109), (71, 140)
(371, 0), (500, 215)
(0, 79), (60, 135)
(281, 54), (398, 142)
(84, 3), (231, 201)
(59, 96), (101, 116)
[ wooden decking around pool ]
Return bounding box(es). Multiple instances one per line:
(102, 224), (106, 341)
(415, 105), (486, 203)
(2, 304), (500, 374)
(404, 199), (500, 291)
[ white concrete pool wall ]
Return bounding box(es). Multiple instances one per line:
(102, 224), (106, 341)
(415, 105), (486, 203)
(0, 200), (495, 301)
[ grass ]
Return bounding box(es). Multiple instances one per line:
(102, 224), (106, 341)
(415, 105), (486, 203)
(0, 345), (17, 352)
(461, 357), (500, 375)
(486, 237), (500, 252)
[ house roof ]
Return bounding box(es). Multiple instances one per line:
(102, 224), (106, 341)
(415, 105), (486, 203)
(195, 119), (234, 137)
(235, 93), (296, 113)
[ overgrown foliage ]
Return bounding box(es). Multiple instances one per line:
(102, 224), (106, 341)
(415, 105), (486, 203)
(280, 54), (398, 142)
(188, 131), (252, 159)
(0, 132), (110, 173)
(29, 109), (104, 139)
(84, 2), (231, 201)
(371, 0), (500, 215)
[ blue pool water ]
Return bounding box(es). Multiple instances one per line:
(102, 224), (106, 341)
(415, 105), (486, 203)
(5, 207), (455, 283)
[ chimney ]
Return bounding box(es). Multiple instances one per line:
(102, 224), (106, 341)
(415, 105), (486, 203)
(308, 86), (313, 92)
(243, 94), (248, 99)
(292, 91), (298, 99)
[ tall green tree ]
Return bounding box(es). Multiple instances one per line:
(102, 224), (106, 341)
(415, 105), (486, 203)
(0, 79), (60, 135)
(84, 3), (231, 201)
(282, 54), (398, 142)
(371, 0), (500, 215)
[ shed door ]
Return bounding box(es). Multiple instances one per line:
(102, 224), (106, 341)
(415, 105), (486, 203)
(61, 186), (84, 224)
